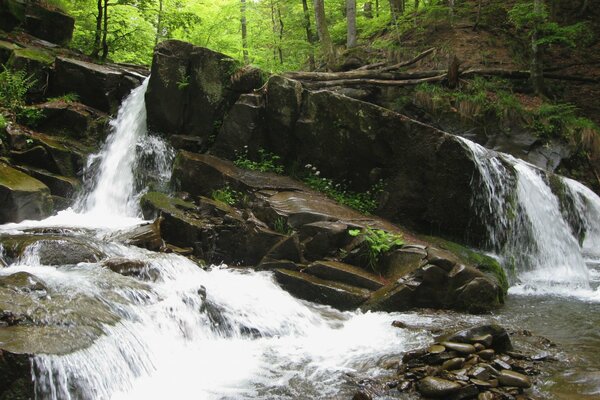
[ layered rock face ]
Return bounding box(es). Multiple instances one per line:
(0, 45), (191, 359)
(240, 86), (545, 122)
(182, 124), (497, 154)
(146, 42), (502, 247)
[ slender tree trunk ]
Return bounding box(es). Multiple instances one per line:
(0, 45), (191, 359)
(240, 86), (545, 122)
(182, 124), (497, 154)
(375, 0), (379, 17)
(270, 0), (277, 62)
(302, 0), (316, 70)
(346, 0), (357, 48)
(448, 0), (454, 25)
(531, 0), (544, 95)
(91, 0), (102, 58)
(241, 0), (249, 64)
(277, 5), (284, 64)
(313, 0), (335, 67)
(101, 0), (108, 61)
(389, 0), (404, 23)
(155, 0), (164, 46)
(579, 0), (589, 16)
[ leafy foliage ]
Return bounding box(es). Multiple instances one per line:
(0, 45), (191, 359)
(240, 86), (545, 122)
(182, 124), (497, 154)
(211, 185), (240, 206)
(349, 227), (404, 271)
(0, 67), (35, 112)
(234, 147), (284, 174)
(303, 164), (383, 215)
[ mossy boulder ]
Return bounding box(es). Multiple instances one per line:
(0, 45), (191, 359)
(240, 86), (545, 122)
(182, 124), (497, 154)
(7, 47), (54, 100)
(146, 40), (262, 144)
(0, 162), (52, 223)
(0, 40), (19, 65)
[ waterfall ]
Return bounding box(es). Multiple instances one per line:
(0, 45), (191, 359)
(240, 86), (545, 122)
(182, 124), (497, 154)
(460, 138), (600, 294)
(76, 78), (174, 219)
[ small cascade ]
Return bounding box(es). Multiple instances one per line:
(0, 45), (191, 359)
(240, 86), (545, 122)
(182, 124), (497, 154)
(76, 78), (174, 219)
(459, 138), (599, 293)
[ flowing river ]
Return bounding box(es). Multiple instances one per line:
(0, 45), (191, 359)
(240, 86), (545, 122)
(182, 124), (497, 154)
(0, 79), (599, 399)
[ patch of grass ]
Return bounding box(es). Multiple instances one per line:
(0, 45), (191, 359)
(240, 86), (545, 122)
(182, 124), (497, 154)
(234, 147), (284, 174)
(272, 217), (293, 235)
(303, 164), (383, 215)
(349, 227), (404, 272)
(47, 93), (79, 103)
(211, 185), (240, 206)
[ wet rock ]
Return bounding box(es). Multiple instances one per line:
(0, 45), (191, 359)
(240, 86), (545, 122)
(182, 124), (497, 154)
(493, 359), (512, 371)
(449, 384), (480, 400)
(417, 376), (462, 397)
(109, 219), (164, 251)
(474, 343), (485, 352)
(0, 162), (53, 223)
(428, 344), (446, 354)
(478, 392), (495, 400)
(478, 349), (495, 361)
(441, 325), (513, 353)
(0, 349), (34, 399)
(102, 258), (149, 277)
(380, 247), (427, 280)
(0, 271), (47, 293)
(273, 268), (371, 310)
(360, 282), (415, 312)
(497, 370), (531, 388)
(52, 57), (141, 114)
(15, 165), (80, 198)
(442, 357), (465, 371)
(302, 260), (384, 290)
(442, 342), (477, 354)
(402, 348), (428, 363)
(35, 237), (103, 265)
(36, 101), (109, 141)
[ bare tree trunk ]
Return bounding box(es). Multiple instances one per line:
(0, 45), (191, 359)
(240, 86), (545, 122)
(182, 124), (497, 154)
(314, 0), (335, 67)
(364, 2), (373, 18)
(302, 0), (316, 70)
(375, 0), (379, 17)
(277, 5), (284, 64)
(531, 0), (544, 95)
(101, 0), (108, 61)
(155, 0), (163, 46)
(448, 0), (455, 25)
(389, 0), (404, 23)
(270, 0), (277, 62)
(241, 0), (249, 64)
(90, 0), (102, 58)
(579, 0), (589, 16)
(346, 0), (357, 48)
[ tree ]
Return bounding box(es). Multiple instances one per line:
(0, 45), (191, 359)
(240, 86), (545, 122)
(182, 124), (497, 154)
(389, 0), (404, 23)
(302, 0), (316, 70)
(241, 0), (249, 64)
(346, 0), (357, 48)
(313, 0), (335, 66)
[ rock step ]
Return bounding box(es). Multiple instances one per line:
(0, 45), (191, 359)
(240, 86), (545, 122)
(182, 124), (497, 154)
(273, 268), (371, 310)
(0, 162), (53, 223)
(302, 260), (384, 291)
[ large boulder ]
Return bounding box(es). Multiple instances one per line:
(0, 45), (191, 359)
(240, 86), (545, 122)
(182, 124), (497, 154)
(213, 75), (499, 247)
(7, 47), (54, 100)
(51, 57), (141, 114)
(0, 162), (52, 223)
(145, 40), (262, 145)
(0, 0), (74, 45)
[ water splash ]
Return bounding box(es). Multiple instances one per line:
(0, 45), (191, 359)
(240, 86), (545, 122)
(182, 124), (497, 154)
(460, 138), (596, 292)
(76, 78), (174, 219)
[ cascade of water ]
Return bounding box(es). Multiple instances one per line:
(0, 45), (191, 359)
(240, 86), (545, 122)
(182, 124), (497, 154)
(563, 177), (600, 260)
(76, 78), (174, 218)
(459, 138), (595, 290)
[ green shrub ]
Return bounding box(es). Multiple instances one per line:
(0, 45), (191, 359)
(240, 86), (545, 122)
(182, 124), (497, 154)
(349, 227), (404, 271)
(17, 107), (45, 128)
(0, 67), (35, 112)
(234, 147), (284, 174)
(211, 185), (240, 206)
(47, 93), (80, 103)
(303, 164), (383, 215)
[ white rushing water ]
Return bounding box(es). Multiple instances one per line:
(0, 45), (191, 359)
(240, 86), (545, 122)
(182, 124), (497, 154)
(0, 78), (434, 399)
(459, 138), (600, 298)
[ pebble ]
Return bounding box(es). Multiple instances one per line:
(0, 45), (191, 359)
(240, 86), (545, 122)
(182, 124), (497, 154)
(478, 392), (494, 400)
(428, 344), (446, 354)
(442, 341), (477, 354)
(417, 377), (462, 397)
(474, 343), (485, 352)
(498, 370), (532, 388)
(472, 334), (494, 347)
(442, 357), (465, 371)
(478, 349), (495, 360)
(471, 378), (494, 388)
(494, 359), (512, 370)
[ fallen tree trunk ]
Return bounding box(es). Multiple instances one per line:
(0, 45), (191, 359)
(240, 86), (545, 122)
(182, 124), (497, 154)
(303, 74), (446, 89)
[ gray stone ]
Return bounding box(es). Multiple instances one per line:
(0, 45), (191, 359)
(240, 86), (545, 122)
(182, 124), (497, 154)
(442, 341), (477, 354)
(417, 377), (462, 397)
(497, 370), (531, 388)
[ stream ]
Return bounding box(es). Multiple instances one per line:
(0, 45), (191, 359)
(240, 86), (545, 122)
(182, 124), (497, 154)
(0, 79), (599, 399)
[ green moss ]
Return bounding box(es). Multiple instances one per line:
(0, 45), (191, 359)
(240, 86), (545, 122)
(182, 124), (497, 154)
(12, 48), (54, 65)
(0, 163), (48, 192)
(423, 235), (509, 295)
(141, 191), (196, 215)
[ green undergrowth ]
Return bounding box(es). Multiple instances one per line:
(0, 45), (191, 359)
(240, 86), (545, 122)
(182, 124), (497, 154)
(349, 227), (404, 272)
(234, 147), (284, 174)
(303, 165), (383, 215)
(211, 185), (241, 206)
(415, 78), (600, 158)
